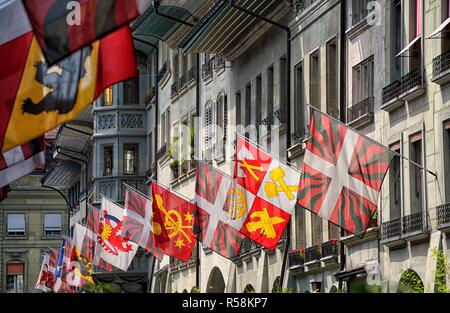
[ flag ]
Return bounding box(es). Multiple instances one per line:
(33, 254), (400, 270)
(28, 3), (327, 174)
(23, 0), (149, 64)
(297, 109), (393, 237)
(0, 136), (45, 188)
(61, 234), (94, 288)
(231, 135), (301, 250)
(35, 254), (52, 292)
(73, 206), (113, 272)
(122, 184), (166, 261)
(151, 181), (196, 262)
(95, 197), (139, 271)
(0, 0), (137, 153)
(47, 248), (76, 293)
(194, 161), (246, 259)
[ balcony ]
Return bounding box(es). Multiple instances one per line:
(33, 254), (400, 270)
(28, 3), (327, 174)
(188, 67), (197, 83)
(402, 212), (429, 242)
(288, 250), (304, 268)
(381, 68), (425, 112)
(156, 143), (167, 161)
(213, 55), (226, 73)
(170, 81), (178, 99)
(202, 59), (213, 81)
(179, 74), (187, 91)
(347, 97), (374, 129)
(437, 203), (450, 232)
(381, 218), (404, 247)
(157, 61), (170, 84)
(432, 50), (450, 85)
(321, 240), (339, 260)
(304, 245), (321, 266)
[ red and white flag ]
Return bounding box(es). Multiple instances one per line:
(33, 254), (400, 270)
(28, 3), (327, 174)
(121, 184), (166, 261)
(297, 109), (393, 237)
(94, 197), (139, 271)
(231, 135), (301, 250)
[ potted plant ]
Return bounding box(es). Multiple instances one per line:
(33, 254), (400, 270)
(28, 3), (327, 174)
(299, 247), (305, 263)
(315, 244), (321, 258)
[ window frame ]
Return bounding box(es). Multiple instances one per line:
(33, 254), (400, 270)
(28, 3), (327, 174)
(6, 213), (26, 237)
(43, 213), (62, 237)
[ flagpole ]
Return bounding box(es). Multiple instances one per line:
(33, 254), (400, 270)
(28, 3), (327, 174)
(305, 103), (438, 178)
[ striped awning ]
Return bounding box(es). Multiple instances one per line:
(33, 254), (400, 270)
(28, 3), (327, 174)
(178, 0), (287, 59)
(41, 161), (81, 190)
(132, 4), (192, 55)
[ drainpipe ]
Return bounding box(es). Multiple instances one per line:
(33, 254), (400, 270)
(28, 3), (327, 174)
(229, 0), (291, 289)
(339, 0), (347, 291)
(195, 52), (201, 289)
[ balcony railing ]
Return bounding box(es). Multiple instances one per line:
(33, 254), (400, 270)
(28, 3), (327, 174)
(170, 81), (178, 98)
(402, 212), (425, 235)
(202, 59), (213, 80)
(382, 80), (401, 104)
(347, 97), (374, 123)
(157, 61), (169, 83)
(321, 240), (339, 259)
(188, 67), (197, 82)
(169, 254), (195, 271)
(179, 74), (187, 90)
(291, 128), (307, 146)
(213, 55), (225, 71)
(433, 50), (450, 81)
(304, 245), (321, 263)
(239, 238), (260, 255)
(156, 143), (167, 160)
(437, 203), (450, 229)
(288, 250), (304, 268)
(381, 218), (401, 241)
(400, 68), (422, 95)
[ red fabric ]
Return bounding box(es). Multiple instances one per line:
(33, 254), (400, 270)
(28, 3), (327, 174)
(94, 26), (137, 98)
(0, 32), (33, 152)
(151, 182), (196, 262)
(416, 0), (422, 36)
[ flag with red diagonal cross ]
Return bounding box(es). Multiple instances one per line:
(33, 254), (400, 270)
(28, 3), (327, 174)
(231, 135), (301, 250)
(297, 109), (394, 237)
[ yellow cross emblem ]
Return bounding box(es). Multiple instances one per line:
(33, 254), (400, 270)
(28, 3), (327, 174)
(265, 167), (298, 200)
(246, 208), (285, 239)
(240, 159), (263, 181)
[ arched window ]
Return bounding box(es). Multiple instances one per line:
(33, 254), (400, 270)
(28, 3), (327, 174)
(397, 269), (424, 293)
(243, 284), (255, 293)
(206, 267), (225, 293)
(6, 262), (24, 293)
(272, 276), (281, 293)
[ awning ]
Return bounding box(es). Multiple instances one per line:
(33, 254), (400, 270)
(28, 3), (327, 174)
(334, 267), (367, 281)
(396, 35), (421, 57)
(41, 161), (81, 190)
(428, 17), (450, 39)
(178, 0), (287, 59)
(131, 4), (192, 55)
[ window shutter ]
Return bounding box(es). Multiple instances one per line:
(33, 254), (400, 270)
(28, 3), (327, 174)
(8, 214), (25, 232)
(44, 214), (61, 230)
(7, 263), (24, 275)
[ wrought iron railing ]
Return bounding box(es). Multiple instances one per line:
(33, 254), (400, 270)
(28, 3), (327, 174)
(402, 212), (425, 235)
(170, 81), (178, 98)
(188, 67), (197, 82)
(156, 143), (167, 160)
(382, 80), (401, 104)
(347, 97), (374, 123)
(433, 50), (450, 79)
(179, 74), (187, 90)
(202, 59), (213, 79)
(381, 218), (401, 240)
(157, 61), (169, 83)
(213, 55), (225, 71)
(321, 240), (339, 258)
(400, 68), (422, 95)
(437, 202), (450, 228)
(304, 245), (321, 263)
(288, 250), (304, 267)
(291, 128), (307, 146)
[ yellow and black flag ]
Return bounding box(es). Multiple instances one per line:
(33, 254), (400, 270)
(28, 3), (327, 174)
(0, 0), (137, 154)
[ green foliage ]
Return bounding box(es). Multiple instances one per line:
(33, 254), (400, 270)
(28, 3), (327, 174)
(396, 269), (424, 293)
(191, 286), (200, 293)
(82, 283), (115, 293)
(432, 248), (449, 293)
(272, 287), (296, 293)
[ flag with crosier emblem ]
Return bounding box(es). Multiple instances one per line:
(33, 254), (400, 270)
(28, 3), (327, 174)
(151, 181), (196, 262)
(231, 135), (301, 250)
(194, 160), (246, 259)
(122, 184), (166, 261)
(297, 109), (393, 237)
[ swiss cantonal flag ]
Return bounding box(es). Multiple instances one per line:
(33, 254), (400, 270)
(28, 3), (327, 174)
(297, 109), (393, 237)
(232, 135), (301, 250)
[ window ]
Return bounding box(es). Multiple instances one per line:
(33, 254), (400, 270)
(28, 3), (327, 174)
(6, 263), (24, 293)
(103, 146), (113, 176)
(172, 51), (180, 80)
(352, 56), (374, 106)
(215, 93), (228, 159)
(389, 141), (402, 219)
(123, 77), (140, 105)
(326, 40), (338, 117)
(311, 213), (322, 245)
(123, 144), (139, 175)
(295, 204), (306, 251)
(235, 91), (242, 127)
(409, 132), (423, 214)
(166, 109), (171, 147)
(103, 87), (113, 106)
(352, 0), (372, 25)
(255, 75), (262, 142)
(44, 213), (62, 236)
(310, 51), (320, 108)
(245, 83), (251, 132)
(328, 222), (339, 241)
(294, 62), (305, 137)
(7, 214), (25, 237)
(267, 65), (274, 131)
(204, 100), (214, 160)
(279, 57), (287, 124)
(161, 112), (166, 146)
(393, 0), (402, 75)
